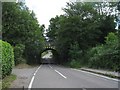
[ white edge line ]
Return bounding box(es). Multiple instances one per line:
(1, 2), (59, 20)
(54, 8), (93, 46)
(28, 76), (35, 89)
(55, 69), (67, 79)
(28, 65), (42, 89)
(71, 68), (120, 82)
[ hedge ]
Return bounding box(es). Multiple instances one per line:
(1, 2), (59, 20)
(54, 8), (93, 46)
(0, 40), (14, 79)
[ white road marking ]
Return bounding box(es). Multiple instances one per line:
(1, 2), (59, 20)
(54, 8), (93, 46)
(71, 68), (120, 82)
(28, 76), (35, 90)
(55, 69), (67, 79)
(28, 65), (42, 89)
(49, 65), (53, 69)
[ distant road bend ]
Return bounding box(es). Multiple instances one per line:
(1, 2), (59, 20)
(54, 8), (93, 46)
(28, 64), (119, 89)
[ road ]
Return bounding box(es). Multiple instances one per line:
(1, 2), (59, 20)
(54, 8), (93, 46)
(29, 64), (119, 88)
(42, 51), (52, 58)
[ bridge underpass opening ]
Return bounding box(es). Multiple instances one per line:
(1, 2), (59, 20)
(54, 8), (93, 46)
(40, 48), (59, 64)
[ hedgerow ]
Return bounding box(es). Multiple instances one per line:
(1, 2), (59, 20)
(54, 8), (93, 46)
(0, 40), (14, 79)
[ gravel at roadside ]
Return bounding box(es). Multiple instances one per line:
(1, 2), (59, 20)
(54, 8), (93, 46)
(10, 66), (39, 88)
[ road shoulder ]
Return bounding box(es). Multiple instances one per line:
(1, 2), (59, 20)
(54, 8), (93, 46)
(10, 64), (39, 88)
(80, 68), (120, 79)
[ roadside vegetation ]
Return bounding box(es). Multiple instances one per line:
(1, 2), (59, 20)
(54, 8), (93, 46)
(47, 2), (120, 72)
(0, 40), (15, 89)
(86, 33), (119, 71)
(0, 40), (14, 79)
(2, 74), (16, 89)
(1, 2), (120, 89)
(2, 2), (45, 65)
(1, 1), (45, 88)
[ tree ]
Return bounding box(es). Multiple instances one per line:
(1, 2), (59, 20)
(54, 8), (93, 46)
(47, 2), (102, 63)
(2, 2), (45, 64)
(47, 2), (117, 65)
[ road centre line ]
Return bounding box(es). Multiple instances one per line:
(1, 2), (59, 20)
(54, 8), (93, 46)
(49, 65), (67, 79)
(49, 65), (53, 69)
(28, 65), (42, 89)
(55, 69), (67, 79)
(71, 68), (120, 82)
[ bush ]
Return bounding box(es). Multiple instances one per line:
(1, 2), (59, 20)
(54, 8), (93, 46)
(87, 32), (119, 71)
(14, 44), (25, 65)
(87, 45), (104, 69)
(0, 40), (14, 79)
(69, 59), (81, 68)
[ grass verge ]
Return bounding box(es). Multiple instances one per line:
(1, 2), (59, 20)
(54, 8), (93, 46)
(2, 74), (16, 89)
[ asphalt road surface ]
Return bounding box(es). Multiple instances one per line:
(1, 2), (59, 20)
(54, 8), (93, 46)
(29, 64), (119, 88)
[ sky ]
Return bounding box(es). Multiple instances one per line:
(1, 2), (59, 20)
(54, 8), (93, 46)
(25, 0), (70, 29)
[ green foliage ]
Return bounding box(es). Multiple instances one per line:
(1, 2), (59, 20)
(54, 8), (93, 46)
(47, 2), (117, 70)
(2, 1), (118, 72)
(2, 74), (16, 89)
(87, 45), (104, 68)
(14, 44), (25, 65)
(47, 2), (113, 63)
(69, 60), (81, 68)
(97, 15), (115, 43)
(67, 42), (82, 68)
(69, 42), (82, 60)
(105, 32), (118, 45)
(87, 33), (119, 71)
(2, 2), (45, 65)
(0, 40), (14, 79)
